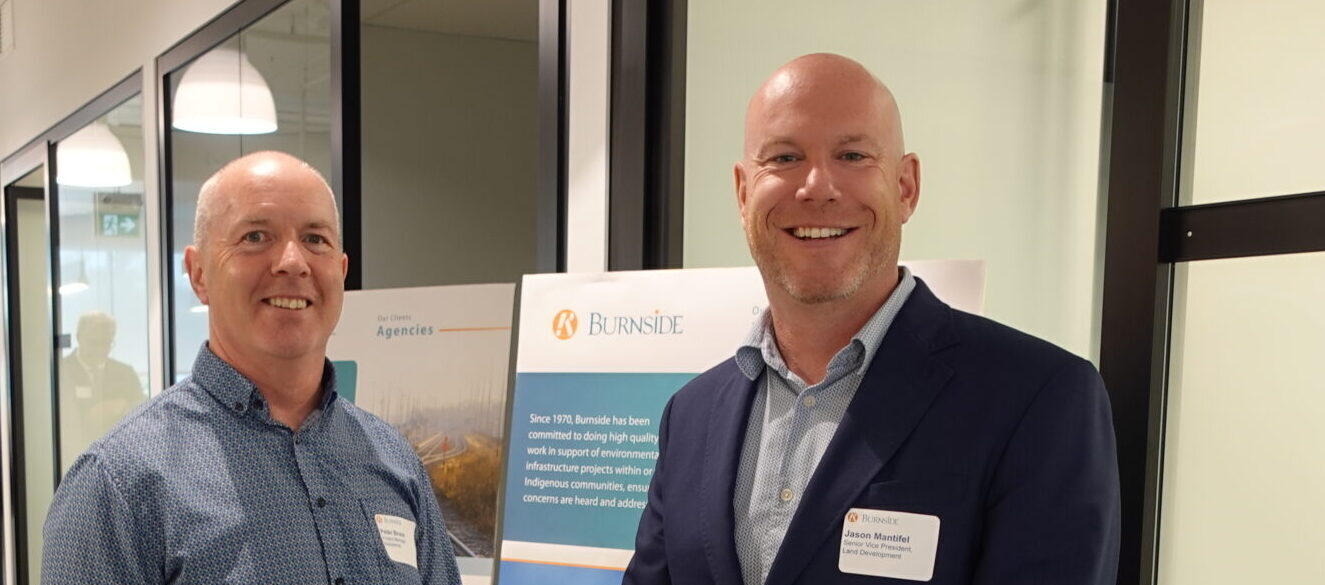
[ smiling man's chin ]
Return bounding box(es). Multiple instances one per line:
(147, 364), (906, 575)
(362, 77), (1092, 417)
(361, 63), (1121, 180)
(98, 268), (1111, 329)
(257, 335), (322, 360)
(778, 276), (860, 305)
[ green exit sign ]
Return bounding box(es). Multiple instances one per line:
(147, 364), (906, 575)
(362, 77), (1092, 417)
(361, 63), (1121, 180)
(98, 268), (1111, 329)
(99, 212), (140, 237)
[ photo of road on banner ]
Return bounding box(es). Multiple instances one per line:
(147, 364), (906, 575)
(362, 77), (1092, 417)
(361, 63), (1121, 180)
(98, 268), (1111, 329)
(327, 283), (516, 582)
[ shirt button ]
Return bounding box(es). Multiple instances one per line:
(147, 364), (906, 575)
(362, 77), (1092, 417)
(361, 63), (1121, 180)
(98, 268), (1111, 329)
(803, 395), (816, 408)
(317, 497), (326, 508)
(233, 402), (245, 412)
(334, 578), (344, 585)
(779, 488), (793, 502)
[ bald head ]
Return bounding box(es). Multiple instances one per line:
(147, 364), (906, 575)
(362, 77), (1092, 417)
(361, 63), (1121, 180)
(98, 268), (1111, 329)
(733, 53), (921, 310)
(744, 53), (905, 162)
(194, 151), (339, 249)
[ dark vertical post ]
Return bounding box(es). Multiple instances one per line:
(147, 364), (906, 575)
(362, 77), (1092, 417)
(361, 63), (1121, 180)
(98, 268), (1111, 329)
(609, 0), (686, 270)
(5, 185), (33, 585)
(159, 66), (178, 384)
(609, 0), (647, 271)
(331, 0), (362, 290)
(44, 143), (63, 485)
(537, 0), (568, 273)
(645, 0), (686, 269)
(1097, 0), (1191, 583)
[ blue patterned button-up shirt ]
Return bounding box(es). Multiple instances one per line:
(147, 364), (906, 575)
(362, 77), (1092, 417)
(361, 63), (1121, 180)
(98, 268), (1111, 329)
(42, 344), (461, 585)
(732, 268), (916, 585)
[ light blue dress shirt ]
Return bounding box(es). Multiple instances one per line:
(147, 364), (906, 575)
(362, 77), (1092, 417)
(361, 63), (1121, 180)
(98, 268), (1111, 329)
(42, 344), (461, 585)
(732, 268), (916, 585)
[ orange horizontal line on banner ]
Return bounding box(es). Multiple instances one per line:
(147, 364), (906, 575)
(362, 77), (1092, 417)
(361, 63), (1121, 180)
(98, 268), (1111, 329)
(501, 557), (625, 572)
(434, 326), (512, 332)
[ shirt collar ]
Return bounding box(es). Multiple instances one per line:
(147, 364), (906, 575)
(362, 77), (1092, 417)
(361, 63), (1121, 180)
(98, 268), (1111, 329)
(190, 342), (340, 418)
(735, 267), (918, 381)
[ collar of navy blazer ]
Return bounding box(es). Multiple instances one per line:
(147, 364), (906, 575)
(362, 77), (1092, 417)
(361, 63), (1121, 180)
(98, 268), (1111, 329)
(697, 277), (958, 585)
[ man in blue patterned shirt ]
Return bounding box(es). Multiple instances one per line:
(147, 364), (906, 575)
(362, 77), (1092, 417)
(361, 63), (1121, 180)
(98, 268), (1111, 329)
(43, 151), (462, 585)
(625, 54), (1119, 585)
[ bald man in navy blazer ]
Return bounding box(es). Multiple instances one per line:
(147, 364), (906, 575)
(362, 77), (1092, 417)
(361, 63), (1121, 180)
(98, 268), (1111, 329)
(622, 54), (1120, 585)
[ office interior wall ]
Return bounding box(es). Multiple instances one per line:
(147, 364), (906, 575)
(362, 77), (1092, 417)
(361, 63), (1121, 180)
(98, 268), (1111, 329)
(1160, 254), (1325, 583)
(563, 0), (610, 273)
(0, 0), (234, 158)
(359, 24), (538, 288)
(1185, 0), (1325, 204)
(682, 0), (1107, 359)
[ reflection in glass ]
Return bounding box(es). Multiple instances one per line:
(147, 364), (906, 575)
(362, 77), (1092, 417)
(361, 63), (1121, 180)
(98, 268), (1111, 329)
(54, 95), (151, 473)
(167, 0), (331, 381)
(55, 122), (132, 188)
(1159, 253), (1325, 583)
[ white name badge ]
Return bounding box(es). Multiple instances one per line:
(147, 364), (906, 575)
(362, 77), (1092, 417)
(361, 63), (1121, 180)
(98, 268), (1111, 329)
(374, 514), (418, 568)
(839, 508), (940, 581)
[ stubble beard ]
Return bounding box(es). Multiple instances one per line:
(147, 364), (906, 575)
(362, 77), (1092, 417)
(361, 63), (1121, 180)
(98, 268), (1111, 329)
(746, 224), (895, 306)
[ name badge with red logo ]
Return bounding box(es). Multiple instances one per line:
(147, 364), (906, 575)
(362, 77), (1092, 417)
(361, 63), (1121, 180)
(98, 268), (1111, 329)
(839, 507), (940, 581)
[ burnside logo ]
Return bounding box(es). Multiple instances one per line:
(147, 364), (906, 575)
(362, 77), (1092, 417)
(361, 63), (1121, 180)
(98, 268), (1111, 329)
(552, 310), (578, 340)
(552, 308), (685, 339)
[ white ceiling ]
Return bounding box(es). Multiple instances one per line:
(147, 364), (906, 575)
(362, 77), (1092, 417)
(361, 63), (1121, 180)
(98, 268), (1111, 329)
(361, 0), (537, 42)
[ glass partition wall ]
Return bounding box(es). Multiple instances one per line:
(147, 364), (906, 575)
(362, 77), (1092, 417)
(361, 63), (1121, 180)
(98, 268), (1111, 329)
(0, 81), (149, 585)
(53, 95), (152, 475)
(1152, 1), (1325, 583)
(164, 0), (332, 381)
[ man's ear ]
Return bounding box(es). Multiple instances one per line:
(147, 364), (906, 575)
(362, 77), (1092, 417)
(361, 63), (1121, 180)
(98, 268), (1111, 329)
(183, 245), (209, 305)
(340, 252), (349, 279)
(897, 153), (921, 223)
(734, 162), (749, 216)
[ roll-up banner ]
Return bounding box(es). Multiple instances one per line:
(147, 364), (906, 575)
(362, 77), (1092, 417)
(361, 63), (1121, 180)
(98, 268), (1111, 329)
(497, 262), (984, 585)
(327, 284), (517, 585)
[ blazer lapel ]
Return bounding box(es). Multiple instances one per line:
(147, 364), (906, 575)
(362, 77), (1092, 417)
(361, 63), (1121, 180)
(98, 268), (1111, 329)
(699, 366), (760, 585)
(764, 283), (957, 585)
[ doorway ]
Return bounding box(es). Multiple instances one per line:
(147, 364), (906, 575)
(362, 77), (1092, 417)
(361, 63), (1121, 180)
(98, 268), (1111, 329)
(3, 162), (56, 585)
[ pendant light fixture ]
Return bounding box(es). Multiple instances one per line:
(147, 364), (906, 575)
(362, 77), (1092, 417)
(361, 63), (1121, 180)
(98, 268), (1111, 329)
(59, 256), (90, 295)
(172, 45), (278, 135)
(56, 122), (132, 188)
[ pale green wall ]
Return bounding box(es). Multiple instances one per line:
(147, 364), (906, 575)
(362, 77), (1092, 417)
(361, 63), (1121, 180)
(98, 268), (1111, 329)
(17, 195), (53, 585)
(1157, 1), (1325, 582)
(1185, 0), (1325, 204)
(683, 0), (1107, 359)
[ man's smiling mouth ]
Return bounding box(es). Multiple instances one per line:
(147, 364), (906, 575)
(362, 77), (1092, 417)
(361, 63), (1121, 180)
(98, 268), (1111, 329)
(264, 297), (311, 310)
(789, 226), (852, 240)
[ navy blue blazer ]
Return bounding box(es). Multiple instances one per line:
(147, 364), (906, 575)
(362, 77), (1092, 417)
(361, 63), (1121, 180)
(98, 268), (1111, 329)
(623, 279), (1120, 585)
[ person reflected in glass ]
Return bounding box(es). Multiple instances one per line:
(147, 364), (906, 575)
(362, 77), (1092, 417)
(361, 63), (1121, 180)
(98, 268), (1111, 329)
(60, 311), (144, 436)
